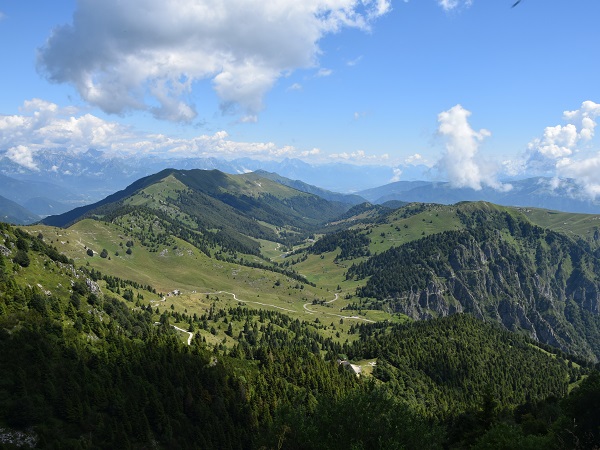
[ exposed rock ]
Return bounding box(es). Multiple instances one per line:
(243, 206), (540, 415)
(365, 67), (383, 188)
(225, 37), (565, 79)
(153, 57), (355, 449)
(86, 278), (101, 295)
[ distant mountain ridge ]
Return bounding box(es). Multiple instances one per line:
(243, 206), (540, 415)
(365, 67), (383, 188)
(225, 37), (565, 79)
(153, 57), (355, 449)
(0, 149), (409, 201)
(251, 170), (366, 205)
(3, 146), (600, 215)
(0, 195), (39, 225)
(358, 177), (600, 214)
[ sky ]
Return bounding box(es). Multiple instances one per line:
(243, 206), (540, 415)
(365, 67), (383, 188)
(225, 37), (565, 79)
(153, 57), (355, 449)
(1, 0), (600, 195)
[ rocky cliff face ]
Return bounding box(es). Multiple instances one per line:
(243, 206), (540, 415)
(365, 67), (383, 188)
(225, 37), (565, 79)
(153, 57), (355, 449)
(350, 214), (600, 361)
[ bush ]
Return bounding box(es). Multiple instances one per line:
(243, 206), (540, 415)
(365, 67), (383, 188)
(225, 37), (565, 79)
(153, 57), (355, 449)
(13, 249), (30, 267)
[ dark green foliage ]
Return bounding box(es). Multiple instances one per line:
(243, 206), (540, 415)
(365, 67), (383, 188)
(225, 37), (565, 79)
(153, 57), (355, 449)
(559, 371), (600, 448)
(0, 315), (257, 448)
(329, 201), (391, 223)
(347, 315), (572, 419)
(13, 248), (30, 267)
(307, 229), (371, 261)
(271, 383), (445, 450)
(100, 248), (108, 258)
(15, 236), (29, 251)
(2, 215), (600, 449)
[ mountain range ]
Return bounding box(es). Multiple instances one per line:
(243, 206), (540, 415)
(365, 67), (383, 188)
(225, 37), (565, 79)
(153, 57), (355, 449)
(2, 147), (600, 225)
(2, 166), (600, 448)
(35, 167), (600, 362)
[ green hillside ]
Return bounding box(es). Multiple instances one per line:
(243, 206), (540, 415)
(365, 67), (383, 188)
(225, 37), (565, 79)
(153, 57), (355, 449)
(1, 220), (598, 449)
(289, 202), (600, 362)
(42, 169), (350, 231)
(515, 206), (600, 247)
(6, 169), (600, 448)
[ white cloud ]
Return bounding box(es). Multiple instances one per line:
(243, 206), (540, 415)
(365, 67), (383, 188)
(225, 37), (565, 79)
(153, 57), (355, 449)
(346, 56), (363, 67)
(6, 145), (38, 171)
(37, 0), (391, 122)
(0, 99), (130, 160)
(508, 100), (600, 200)
(438, 0), (473, 11)
(300, 148), (321, 157)
(0, 98), (325, 165)
(328, 149), (388, 163)
(287, 83), (303, 91)
(562, 100), (600, 141)
(528, 101), (600, 161)
(525, 101), (600, 173)
(239, 115), (258, 124)
(529, 124), (579, 159)
(557, 155), (600, 199)
(316, 68), (333, 77)
(404, 153), (423, 164)
(437, 104), (511, 191)
(390, 168), (402, 182)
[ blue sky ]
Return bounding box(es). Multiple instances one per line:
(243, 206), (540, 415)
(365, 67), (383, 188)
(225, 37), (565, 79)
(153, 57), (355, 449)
(1, 0), (600, 193)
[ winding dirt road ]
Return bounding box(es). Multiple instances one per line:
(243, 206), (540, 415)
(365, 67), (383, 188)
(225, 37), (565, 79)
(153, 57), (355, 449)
(173, 325), (194, 345)
(303, 293), (375, 323)
(198, 290), (297, 313)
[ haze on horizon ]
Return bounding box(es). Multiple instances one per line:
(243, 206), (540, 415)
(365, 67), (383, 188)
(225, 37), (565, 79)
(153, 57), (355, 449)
(1, 0), (600, 197)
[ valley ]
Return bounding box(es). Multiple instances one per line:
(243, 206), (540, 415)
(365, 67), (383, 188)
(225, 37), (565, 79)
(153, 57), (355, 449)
(1, 168), (600, 448)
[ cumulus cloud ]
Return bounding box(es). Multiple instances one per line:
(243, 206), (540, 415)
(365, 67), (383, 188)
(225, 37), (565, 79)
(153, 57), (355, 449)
(37, 0), (391, 122)
(511, 101), (600, 199)
(0, 98), (324, 168)
(6, 146), (38, 171)
(524, 101), (600, 175)
(437, 104), (511, 191)
(527, 101), (600, 162)
(0, 99), (130, 170)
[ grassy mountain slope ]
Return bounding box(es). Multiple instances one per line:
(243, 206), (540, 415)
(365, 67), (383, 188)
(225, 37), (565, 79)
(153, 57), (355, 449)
(41, 169), (351, 254)
(289, 202), (600, 362)
(1, 220), (595, 449)
(516, 206), (600, 248)
(251, 170), (367, 205)
(40, 168), (175, 227)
